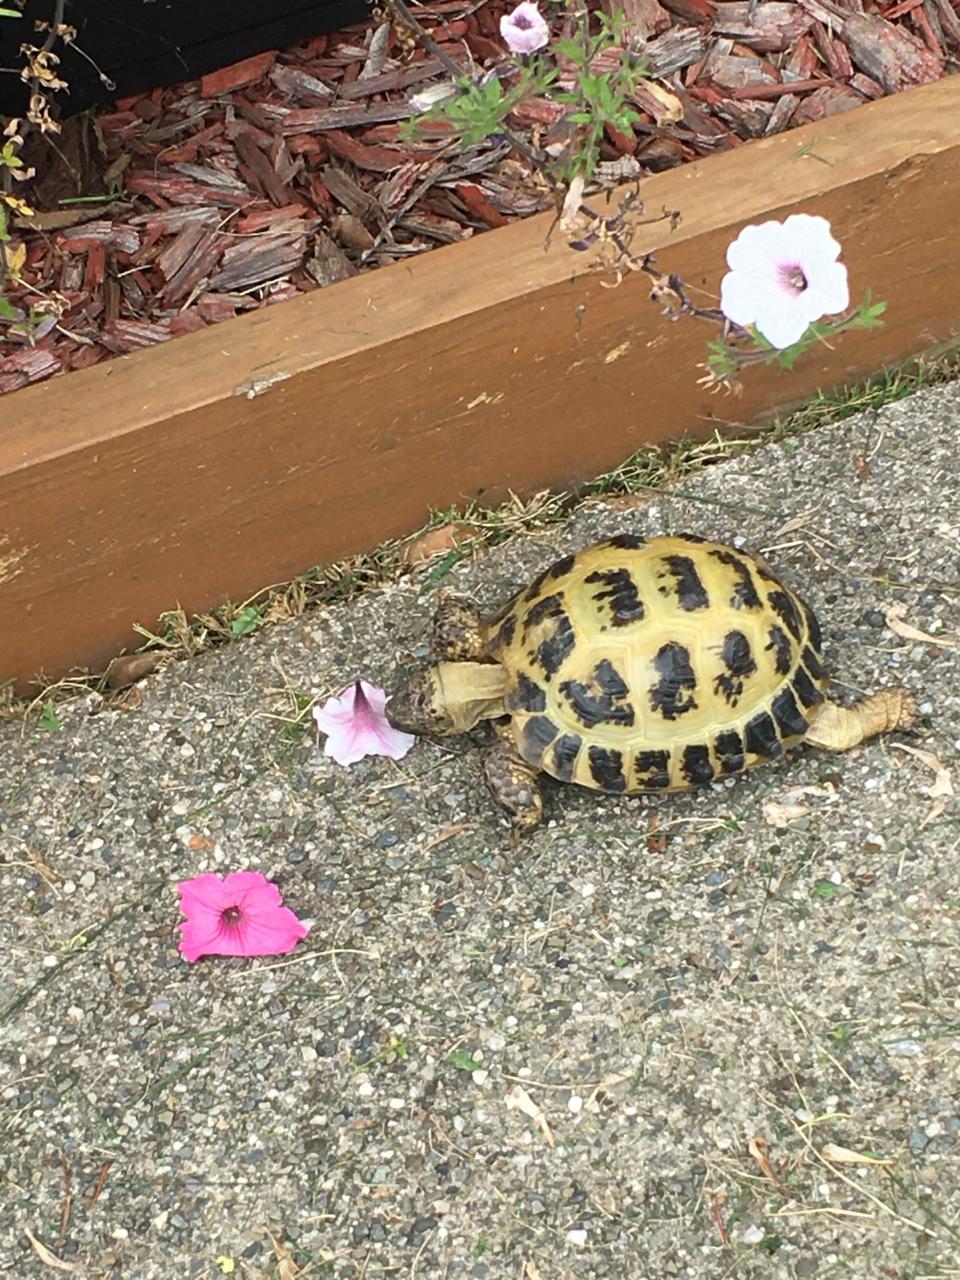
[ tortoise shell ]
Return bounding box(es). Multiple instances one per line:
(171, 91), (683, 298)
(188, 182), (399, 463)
(486, 533), (827, 793)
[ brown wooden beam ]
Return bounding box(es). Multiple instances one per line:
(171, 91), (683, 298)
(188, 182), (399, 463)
(2, 77), (960, 691)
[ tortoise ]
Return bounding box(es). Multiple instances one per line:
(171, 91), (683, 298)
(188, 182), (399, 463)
(386, 533), (916, 835)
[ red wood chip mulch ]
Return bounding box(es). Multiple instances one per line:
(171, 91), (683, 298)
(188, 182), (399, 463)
(1, 0), (956, 394)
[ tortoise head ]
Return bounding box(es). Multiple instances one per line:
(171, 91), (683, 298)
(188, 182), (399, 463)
(386, 667), (456, 736)
(387, 661), (510, 736)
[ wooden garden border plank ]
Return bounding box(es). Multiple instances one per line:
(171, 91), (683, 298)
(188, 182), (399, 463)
(2, 76), (960, 690)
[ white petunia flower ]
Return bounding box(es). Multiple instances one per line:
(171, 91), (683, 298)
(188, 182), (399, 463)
(720, 214), (850, 349)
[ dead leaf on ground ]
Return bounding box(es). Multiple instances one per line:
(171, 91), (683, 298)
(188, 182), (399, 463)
(505, 1084), (555, 1147)
(762, 783), (837, 827)
(748, 1135), (793, 1198)
(404, 524), (474, 566)
(418, 822), (476, 853)
(264, 1227), (302, 1278)
(28, 845), (58, 886)
(558, 173), (586, 233)
(763, 799), (814, 826)
(894, 744), (954, 830)
(820, 1142), (894, 1167)
(645, 812), (668, 853)
(852, 452), (872, 479)
(105, 652), (161, 690)
(885, 603), (956, 648)
(771, 503), (822, 538)
(523, 1262), (544, 1280)
(330, 212), (375, 250)
(593, 492), (654, 511)
(23, 1228), (82, 1273)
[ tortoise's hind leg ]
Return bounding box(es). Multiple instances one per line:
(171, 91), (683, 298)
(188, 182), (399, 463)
(432, 593), (487, 660)
(483, 731), (543, 839)
(803, 688), (917, 752)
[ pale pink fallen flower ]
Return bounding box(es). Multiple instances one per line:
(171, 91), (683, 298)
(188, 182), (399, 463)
(500, 1), (550, 54)
(177, 871), (309, 964)
(720, 214), (849, 350)
(313, 679), (416, 766)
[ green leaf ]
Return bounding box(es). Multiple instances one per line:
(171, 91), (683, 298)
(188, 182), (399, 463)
(448, 1049), (484, 1073)
(811, 879), (840, 899)
(850, 299), (887, 329)
(0, 7), (24, 15)
(553, 39), (583, 61)
(0, 297), (17, 320)
(229, 605), (265, 637)
(418, 546), (469, 596)
(37, 701), (62, 733)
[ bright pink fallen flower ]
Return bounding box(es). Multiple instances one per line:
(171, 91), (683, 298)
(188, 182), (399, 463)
(312, 679), (416, 766)
(177, 871), (309, 964)
(500, 2), (550, 54)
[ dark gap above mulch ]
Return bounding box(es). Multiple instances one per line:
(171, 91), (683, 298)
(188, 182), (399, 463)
(1, 0), (956, 395)
(0, 0), (373, 117)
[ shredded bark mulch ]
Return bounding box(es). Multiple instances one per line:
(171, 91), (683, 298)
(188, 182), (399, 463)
(1, 0), (956, 395)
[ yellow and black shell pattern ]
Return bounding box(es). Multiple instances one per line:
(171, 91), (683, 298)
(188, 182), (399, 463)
(486, 533), (828, 794)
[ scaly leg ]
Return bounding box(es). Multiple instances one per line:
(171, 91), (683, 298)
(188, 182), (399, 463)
(803, 688), (917, 752)
(483, 731), (544, 838)
(432, 593), (487, 661)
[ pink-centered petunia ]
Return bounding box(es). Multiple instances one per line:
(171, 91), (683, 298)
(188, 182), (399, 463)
(313, 679), (416, 767)
(176, 871), (309, 964)
(720, 214), (850, 350)
(500, 1), (550, 54)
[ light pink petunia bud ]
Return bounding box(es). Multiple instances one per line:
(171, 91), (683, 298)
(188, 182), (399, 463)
(500, 2), (550, 55)
(312, 679), (416, 767)
(176, 871), (310, 964)
(720, 214), (850, 350)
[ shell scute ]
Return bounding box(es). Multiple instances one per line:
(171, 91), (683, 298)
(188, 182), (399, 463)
(634, 749), (671, 788)
(714, 728), (745, 776)
(656, 554), (710, 612)
(681, 743), (715, 786)
(712, 629), (758, 707)
(792, 664), (825, 710)
(648, 641), (699, 721)
(767, 588), (804, 641)
(551, 733), (582, 782)
(708, 547), (763, 610)
(559, 658), (636, 729)
(744, 709), (783, 760)
(585, 567), (645, 626)
(765, 624), (793, 675)
(522, 593), (576, 679)
(588, 744), (627, 791)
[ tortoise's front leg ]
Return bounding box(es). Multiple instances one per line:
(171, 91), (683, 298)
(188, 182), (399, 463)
(432, 593), (487, 661)
(483, 731), (544, 839)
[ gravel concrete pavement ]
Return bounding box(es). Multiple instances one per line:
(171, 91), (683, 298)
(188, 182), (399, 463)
(2, 383), (959, 1280)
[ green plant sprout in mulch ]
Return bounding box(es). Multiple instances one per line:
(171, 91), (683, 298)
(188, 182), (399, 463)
(6, 347), (958, 729)
(392, 0), (886, 388)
